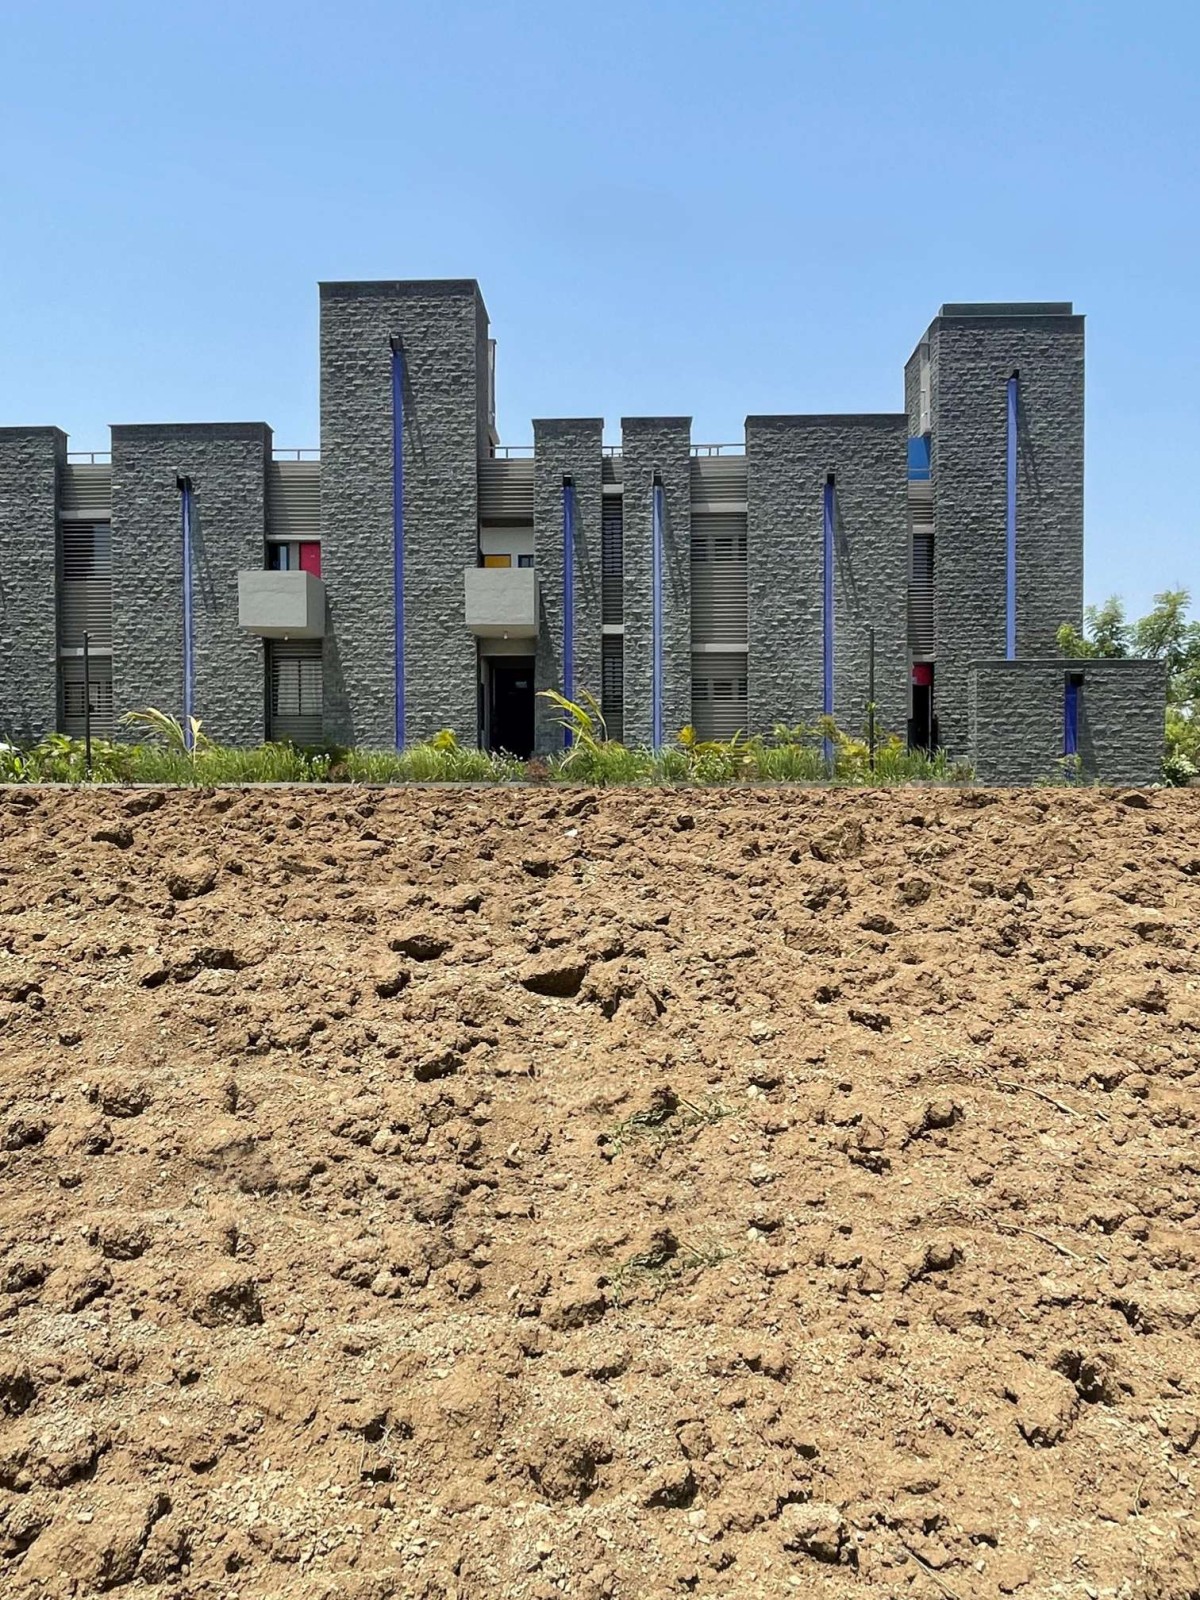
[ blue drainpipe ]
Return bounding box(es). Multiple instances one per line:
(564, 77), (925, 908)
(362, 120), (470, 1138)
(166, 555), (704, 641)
(176, 475), (195, 750)
(1006, 373), (1018, 660)
(822, 474), (835, 767)
(389, 335), (406, 748)
(562, 476), (575, 745)
(651, 475), (664, 749)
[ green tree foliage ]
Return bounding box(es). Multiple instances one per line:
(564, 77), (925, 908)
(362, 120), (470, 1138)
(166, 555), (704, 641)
(1060, 589), (1200, 782)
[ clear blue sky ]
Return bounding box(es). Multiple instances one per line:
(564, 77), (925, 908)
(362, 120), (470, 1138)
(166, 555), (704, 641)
(2, 0), (1196, 619)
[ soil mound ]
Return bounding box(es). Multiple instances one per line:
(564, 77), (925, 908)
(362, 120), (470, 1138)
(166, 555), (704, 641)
(2, 786), (1199, 1597)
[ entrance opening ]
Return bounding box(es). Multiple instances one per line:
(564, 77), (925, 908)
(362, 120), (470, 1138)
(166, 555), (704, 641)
(487, 657), (535, 758)
(909, 662), (936, 753)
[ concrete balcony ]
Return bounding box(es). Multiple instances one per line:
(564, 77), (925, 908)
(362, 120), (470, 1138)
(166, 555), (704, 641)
(238, 570), (325, 639)
(464, 566), (538, 638)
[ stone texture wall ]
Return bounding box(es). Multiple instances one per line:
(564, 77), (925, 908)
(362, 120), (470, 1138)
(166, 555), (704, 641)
(532, 419), (603, 753)
(931, 309), (1085, 752)
(110, 424), (269, 744)
(746, 416), (909, 737)
(904, 345), (925, 438)
(968, 658), (1165, 785)
(0, 427), (63, 741)
(320, 281), (486, 748)
(620, 418), (691, 746)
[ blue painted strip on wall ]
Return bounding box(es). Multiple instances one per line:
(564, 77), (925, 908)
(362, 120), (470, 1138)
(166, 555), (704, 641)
(651, 480), (664, 749)
(1064, 678), (1079, 756)
(822, 481), (834, 720)
(179, 480), (195, 750)
(906, 435), (931, 481)
(562, 480), (575, 747)
(1006, 375), (1018, 660)
(391, 346), (406, 748)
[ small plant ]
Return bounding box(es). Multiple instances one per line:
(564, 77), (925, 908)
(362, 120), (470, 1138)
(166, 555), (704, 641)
(608, 1231), (733, 1307)
(1163, 749), (1197, 787)
(603, 1086), (736, 1156)
(121, 707), (209, 759)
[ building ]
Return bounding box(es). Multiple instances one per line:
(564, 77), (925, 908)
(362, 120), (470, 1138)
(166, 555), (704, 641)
(0, 282), (1165, 782)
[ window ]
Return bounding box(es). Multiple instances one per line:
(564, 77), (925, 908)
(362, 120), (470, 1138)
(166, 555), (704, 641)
(483, 554), (512, 569)
(517, 553), (535, 569)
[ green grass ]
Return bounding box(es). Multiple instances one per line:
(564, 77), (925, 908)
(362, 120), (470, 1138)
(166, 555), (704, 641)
(603, 1089), (737, 1155)
(0, 701), (976, 788)
(608, 1236), (734, 1306)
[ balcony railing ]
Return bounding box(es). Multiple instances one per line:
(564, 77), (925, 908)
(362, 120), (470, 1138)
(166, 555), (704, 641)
(691, 443), (744, 456)
(67, 451), (111, 465)
(273, 447), (320, 461)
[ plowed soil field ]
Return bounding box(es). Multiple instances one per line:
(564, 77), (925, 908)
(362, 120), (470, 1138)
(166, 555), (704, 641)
(2, 785), (1200, 1600)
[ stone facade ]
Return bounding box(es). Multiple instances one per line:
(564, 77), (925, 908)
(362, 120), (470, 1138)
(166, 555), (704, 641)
(968, 659), (1166, 785)
(532, 419), (603, 752)
(926, 305), (1085, 752)
(110, 424), (269, 744)
(0, 427), (63, 741)
(746, 415), (909, 737)
(319, 280), (487, 747)
(620, 418), (691, 746)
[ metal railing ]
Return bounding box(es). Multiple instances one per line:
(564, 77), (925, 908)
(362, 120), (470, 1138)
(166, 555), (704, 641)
(491, 444), (535, 458)
(67, 451), (111, 465)
(691, 443), (744, 457)
(602, 445), (622, 458)
(273, 447), (320, 461)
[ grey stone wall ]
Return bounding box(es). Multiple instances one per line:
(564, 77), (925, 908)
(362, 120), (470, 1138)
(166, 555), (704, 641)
(968, 658), (1165, 785)
(320, 280), (486, 748)
(0, 427), (63, 741)
(746, 415), (909, 738)
(620, 418), (691, 746)
(904, 345), (925, 438)
(532, 419), (603, 753)
(929, 308), (1085, 752)
(110, 424), (269, 744)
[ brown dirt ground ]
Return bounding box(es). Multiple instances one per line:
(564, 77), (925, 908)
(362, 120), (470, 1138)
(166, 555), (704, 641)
(2, 785), (1200, 1600)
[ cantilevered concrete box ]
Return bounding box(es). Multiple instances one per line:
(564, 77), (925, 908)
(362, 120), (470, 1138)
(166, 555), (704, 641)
(238, 570), (325, 639)
(464, 567), (538, 638)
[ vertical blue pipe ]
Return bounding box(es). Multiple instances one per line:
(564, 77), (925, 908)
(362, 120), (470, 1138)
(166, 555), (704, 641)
(1006, 373), (1018, 660)
(178, 477), (195, 751)
(390, 340), (406, 748)
(822, 477), (835, 766)
(651, 478), (664, 749)
(562, 478), (575, 746)
(1064, 678), (1079, 757)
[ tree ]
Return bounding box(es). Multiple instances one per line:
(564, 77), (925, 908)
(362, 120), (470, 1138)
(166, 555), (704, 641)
(1059, 588), (1200, 779)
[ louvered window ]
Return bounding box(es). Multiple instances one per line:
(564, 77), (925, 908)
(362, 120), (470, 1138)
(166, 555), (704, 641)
(691, 514), (748, 646)
(58, 522), (113, 650)
(478, 459), (534, 521)
(602, 498), (624, 625)
(601, 636), (624, 744)
(908, 530), (935, 656)
(691, 652), (748, 740)
(60, 657), (114, 739)
(269, 640), (323, 745)
(267, 460), (320, 540)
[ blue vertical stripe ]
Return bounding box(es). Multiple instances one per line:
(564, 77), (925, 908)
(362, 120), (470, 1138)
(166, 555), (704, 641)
(562, 479), (575, 746)
(179, 478), (195, 750)
(822, 478), (835, 765)
(1006, 374), (1018, 660)
(651, 479), (664, 749)
(391, 344), (406, 748)
(1064, 678), (1079, 756)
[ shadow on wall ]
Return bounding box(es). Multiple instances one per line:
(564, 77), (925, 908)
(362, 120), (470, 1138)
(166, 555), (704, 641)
(660, 485), (687, 600)
(187, 490), (220, 617)
(1016, 387), (1041, 503)
(1076, 688), (1097, 779)
(833, 492), (862, 619)
(322, 607), (350, 747)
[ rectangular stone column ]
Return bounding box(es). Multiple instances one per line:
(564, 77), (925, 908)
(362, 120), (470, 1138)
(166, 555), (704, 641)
(620, 417), (691, 747)
(532, 418), (603, 752)
(0, 427), (63, 741)
(110, 424), (270, 745)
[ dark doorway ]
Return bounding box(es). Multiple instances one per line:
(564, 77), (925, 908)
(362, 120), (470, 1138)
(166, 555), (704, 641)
(909, 663), (935, 753)
(488, 659), (535, 757)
